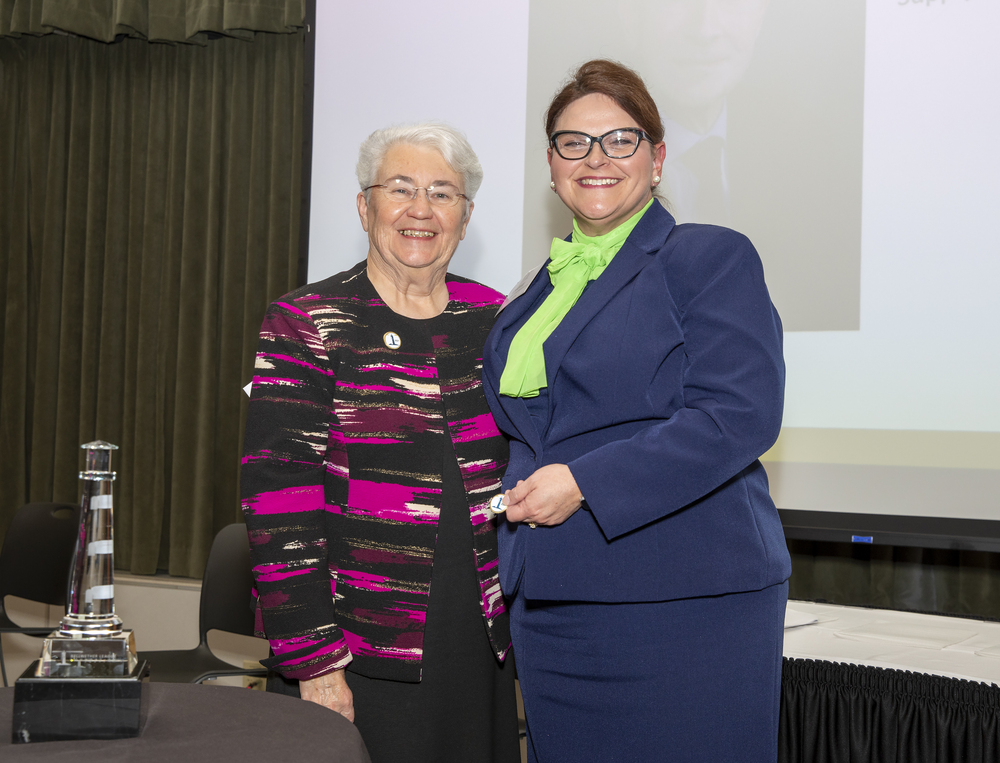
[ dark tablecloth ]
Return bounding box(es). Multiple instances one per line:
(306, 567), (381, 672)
(1, 682), (371, 762)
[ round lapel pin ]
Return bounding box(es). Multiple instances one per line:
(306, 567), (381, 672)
(488, 494), (506, 514)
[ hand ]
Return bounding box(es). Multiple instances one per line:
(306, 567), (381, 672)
(300, 668), (355, 722)
(502, 464), (584, 528)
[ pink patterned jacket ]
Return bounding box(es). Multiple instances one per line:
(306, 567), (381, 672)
(241, 261), (510, 682)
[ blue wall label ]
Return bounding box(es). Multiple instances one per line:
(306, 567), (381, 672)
(851, 535), (874, 544)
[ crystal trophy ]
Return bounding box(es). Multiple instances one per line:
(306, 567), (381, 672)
(12, 440), (149, 743)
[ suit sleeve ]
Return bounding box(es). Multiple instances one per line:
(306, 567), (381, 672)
(240, 299), (352, 680)
(569, 230), (784, 540)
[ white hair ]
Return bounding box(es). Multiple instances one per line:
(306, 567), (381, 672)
(356, 123), (484, 202)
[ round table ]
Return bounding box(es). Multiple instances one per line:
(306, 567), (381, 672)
(1, 682), (371, 762)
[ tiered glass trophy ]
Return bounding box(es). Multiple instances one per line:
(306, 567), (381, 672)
(12, 441), (149, 744)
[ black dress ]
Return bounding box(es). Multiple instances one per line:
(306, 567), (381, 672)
(267, 314), (520, 763)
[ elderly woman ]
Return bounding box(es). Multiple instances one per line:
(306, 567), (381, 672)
(483, 60), (791, 762)
(241, 123), (520, 763)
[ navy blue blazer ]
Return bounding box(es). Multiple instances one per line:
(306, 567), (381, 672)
(483, 202), (792, 603)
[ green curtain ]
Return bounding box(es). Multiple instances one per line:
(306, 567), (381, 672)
(0, 28), (302, 577)
(0, 0), (305, 44)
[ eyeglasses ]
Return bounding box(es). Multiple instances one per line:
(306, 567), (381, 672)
(549, 129), (651, 160)
(364, 178), (468, 208)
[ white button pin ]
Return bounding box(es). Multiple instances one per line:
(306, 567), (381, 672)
(383, 332), (402, 349)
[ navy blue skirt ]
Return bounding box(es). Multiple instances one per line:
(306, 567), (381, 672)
(510, 581), (787, 763)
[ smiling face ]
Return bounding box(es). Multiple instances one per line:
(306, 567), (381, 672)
(548, 93), (665, 237)
(358, 143), (472, 283)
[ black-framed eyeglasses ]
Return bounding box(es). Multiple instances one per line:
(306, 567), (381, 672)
(549, 128), (651, 160)
(364, 178), (468, 208)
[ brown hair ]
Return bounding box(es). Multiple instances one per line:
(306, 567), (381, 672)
(545, 59), (664, 144)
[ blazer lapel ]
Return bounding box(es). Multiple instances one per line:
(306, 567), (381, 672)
(541, 203), (676, 394)
(486, 203), (676, 448)
(484, 264), (553, 454)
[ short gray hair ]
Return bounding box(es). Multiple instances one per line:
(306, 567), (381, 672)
(356, 123), (484, 202)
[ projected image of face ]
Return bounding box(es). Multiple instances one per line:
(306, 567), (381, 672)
(630, 0), (770, 133)
(524, 0), (865, 331)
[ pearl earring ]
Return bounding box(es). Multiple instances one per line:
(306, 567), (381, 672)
(653, 176), (660, 184)
(550, 181), (556, 190)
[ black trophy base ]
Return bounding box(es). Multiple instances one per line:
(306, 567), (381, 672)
(11, 659), (150, 743)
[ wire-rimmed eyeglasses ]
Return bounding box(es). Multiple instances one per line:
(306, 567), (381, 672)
(364, 178), (468, 208)
(549, 128), (651, 160)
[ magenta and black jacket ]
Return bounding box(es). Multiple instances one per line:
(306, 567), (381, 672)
(241, 261), (510, 682)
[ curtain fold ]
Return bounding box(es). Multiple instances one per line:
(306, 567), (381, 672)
(779, 658), (1000, 763)
(0, 29), (302, 577)
(0, 0), (305, 43)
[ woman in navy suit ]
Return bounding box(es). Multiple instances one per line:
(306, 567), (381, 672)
(483, 60), (791, 762)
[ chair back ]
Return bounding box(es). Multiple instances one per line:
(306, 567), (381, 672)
(197, 523), (257, 642)
(0, 502), (81, 608)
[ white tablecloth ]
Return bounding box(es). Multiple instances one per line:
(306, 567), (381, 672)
(784, 600), (1000, 685)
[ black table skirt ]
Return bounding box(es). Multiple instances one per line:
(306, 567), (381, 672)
(780, 657), (1000, 763)
(1, 682), (371, 762)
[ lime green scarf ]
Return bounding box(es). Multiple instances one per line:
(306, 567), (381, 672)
(500, 199), (654, 398)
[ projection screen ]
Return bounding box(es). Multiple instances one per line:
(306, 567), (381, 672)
(309, 0), (1000, 548)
